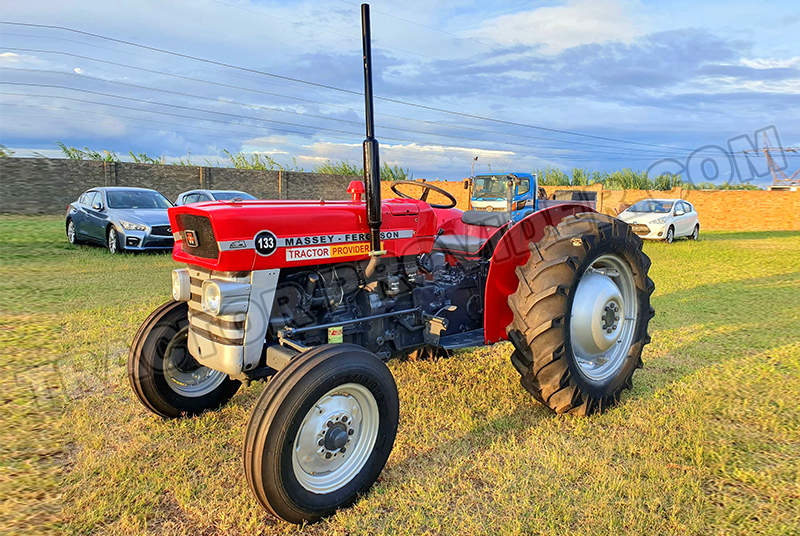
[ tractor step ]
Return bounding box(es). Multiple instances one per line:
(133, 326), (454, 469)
(439, 329), (484, 350)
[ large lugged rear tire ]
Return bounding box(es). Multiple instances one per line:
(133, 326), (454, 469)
(506, 212), (655, 415)
(127, 300), (241, 418)
(243, 344), (399, 524)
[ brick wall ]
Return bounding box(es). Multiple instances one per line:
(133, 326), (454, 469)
(1, 158), (798, 230)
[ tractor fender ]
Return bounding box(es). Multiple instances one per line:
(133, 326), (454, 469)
(483, 204), (598, 344)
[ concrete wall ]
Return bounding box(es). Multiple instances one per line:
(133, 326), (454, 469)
(0, 158), (355, 214)
(1, 158), (798, 230)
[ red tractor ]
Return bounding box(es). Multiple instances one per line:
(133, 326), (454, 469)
(127, 5), (654, 525)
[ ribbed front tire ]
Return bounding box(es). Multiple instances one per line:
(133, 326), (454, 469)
(506, 213), (655, 415)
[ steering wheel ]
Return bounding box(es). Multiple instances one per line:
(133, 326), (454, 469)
(390, 180), (457, 209)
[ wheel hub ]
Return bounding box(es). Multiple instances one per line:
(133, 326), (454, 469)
(324, 422), (349, 451)
(293, 383), (379, 494)
(569, 254), (639, 382)
(571, 272), (624, 357)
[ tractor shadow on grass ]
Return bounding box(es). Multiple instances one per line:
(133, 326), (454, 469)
(368, 270), (800, 509)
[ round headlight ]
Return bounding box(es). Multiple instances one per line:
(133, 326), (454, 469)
(202, 281), (221, 315)
(171, 269), (190, 302)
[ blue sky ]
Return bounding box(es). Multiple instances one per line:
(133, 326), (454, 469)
(0, 0), (798, 185)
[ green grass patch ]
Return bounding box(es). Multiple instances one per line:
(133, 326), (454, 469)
(2, 216), (799, 535)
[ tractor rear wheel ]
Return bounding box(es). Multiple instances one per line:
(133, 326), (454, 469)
(506, 213), (655, 415)
(243, 344), (399, 524)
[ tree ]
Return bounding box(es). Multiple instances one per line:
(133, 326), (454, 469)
(129, 151), (164, 165)
(57, 142), (119, 162)
(314, 159), (413, 181)
(0, 144), (14, 158)
(223, 150), (303, 171)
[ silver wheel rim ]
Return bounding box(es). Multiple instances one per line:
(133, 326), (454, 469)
(163, 326), (227, 396)
(293, 382), (380, 494)
(693, 227), (698, 239)
(67, 221), (76, 243)
(667, 228), (673, 243)
(570, 253), (638, 382)
(109, 228), (118, 252)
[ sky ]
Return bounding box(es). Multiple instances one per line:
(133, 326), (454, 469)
(0, 0), (799, 186)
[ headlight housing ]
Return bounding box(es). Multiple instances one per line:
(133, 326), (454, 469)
(119, 220), (148, 231)
(651, 217), (667, 225)
(172, 269), (190, 302)
(201, 279), (251, 316)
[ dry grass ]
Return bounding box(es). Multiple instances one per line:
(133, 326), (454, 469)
(1, 216), (798, 535)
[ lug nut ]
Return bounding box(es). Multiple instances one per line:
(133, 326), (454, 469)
(606, 328), (612, 333)
(348, 429), (354, 435)
(318, 439), (324, 446)
(325, 452), (332, 459)
(341, 416), (348, 423)
(613, 325), (617, 330)
(327, 421), (333, 427)
(340, 447), (346, 454)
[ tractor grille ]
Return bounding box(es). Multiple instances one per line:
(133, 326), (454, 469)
(631, 224), (650, 236)
(176, 214), (219, 259)
(150, 224), (172, 236)
(187, 266), (250, 346)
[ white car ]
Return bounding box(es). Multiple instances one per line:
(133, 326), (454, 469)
(175, 189), (256, 205)
(617, 199), (700, 243)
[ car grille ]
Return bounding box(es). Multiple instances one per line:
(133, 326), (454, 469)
(187, 266), (250, 346)
(151, 225), (172, 236)
(631, 224), (650, 236)
(175, 213), (219, 259)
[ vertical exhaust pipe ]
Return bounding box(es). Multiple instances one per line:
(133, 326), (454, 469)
(361, 3), (384, 258)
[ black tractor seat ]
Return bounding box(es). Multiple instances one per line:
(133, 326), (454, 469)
(460, 210), (510, 227)
(433, 234), (487, 255)
(433, 211), (511, 254)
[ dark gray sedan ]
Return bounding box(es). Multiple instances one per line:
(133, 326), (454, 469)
(65, 187), (175, 253)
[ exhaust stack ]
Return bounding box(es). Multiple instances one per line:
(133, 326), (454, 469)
(361, 3), (384, 256)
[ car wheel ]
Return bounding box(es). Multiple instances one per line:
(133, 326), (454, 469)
(66, 219), (83, 245)
(665, 226), (674, 244)
(689, 225), (699, 240)
(107, 226), (123, 254)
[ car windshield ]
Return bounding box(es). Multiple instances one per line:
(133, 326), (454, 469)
(627, 200), (674, 213)
(473, 175), (509, 199)
(107, 190), (173, 209)
(213, 191), (256, 201)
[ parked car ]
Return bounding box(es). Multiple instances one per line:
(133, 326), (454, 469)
(175, 189), (256, 205)
(617, 198), (700, 243)
(65, 187), (175, 253)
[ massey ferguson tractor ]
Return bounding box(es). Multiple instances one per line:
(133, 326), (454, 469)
(127, 4), (654, 525)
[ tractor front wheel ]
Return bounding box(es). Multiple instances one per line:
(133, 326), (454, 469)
(127, 300), (240, 418)
(506, 212), (655, 415)
(243, 344), (399, 524)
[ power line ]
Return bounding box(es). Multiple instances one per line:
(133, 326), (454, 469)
(1, 91), (700, 163)
(2, 47), (692, 157)
(3, 98), (776, 166)
(0, 21), (697, 152)
(2, 68), (690, 158)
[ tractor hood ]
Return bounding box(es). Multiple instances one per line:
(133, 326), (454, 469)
(168, 198), (438, 272)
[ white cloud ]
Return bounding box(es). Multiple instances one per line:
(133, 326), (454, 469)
(473, 0), (647, 54)
(740, 57), (800, 70)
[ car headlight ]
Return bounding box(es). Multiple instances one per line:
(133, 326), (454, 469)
(119, 220), (148, 231)
(651, 217), (667, 225)
(172, 269), (190, 302)
(201, 279), (251, 316)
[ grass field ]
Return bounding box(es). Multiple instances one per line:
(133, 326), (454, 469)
(1, 215), (799, 536)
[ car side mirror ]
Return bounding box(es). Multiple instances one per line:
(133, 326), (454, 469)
(463, 179), (470, 190)
(675, 209), (684, 216)
(93, 202), (103, 211)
